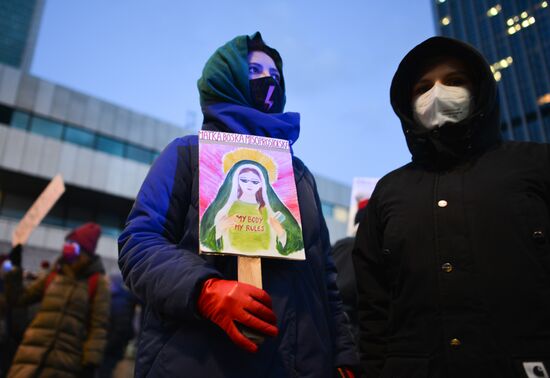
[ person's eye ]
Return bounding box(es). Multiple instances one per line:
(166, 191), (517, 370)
(249, 65), (261, 75)
(252, 181), (259, 185)
(240, 178), (248, 183)
(445, 76), (468, 86)
(414, 84), (432, 96)
(269, 70), (281, 83)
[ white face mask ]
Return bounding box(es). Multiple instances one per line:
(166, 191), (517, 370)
(413, 82), (472, 130)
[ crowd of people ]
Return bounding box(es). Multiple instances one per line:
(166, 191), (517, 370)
(1, 31), (550, 378)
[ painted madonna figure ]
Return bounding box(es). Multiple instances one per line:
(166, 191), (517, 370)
(200, 151), (303, 256)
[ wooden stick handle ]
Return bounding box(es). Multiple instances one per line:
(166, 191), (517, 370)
(238, 256), (262, 289)
(237, 256), (265, 345)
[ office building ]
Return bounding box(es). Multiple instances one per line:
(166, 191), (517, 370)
(0, 0), (45, 70)
(433, 0), (550, 141)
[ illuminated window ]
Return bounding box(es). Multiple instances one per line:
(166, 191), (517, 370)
(441, 16), (451, 26)
(507, 27), (516, 34)
(528, 16), (536, 24)
(490, 56), (513, 81)
(542, 1), (548, 8)
(521, 11), (528, 18)
(333, 206), (349, 223)
(437, 0), (446, 3)
(506, 18), (514, 26)
(538, 93), (550, 105)
(487, 4), (502, 17)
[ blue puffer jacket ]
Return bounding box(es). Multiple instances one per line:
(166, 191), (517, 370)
(118, 131), (358, 377)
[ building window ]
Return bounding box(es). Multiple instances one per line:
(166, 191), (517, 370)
(64, 125), (95, 148)
(97, 136), (125, 157)
(11, 111), (30, 130)
(321, 202), (334, 217)
(65, 206), (94, 229)
(333, 206), (349, 223)
(126, 145), (153, 164)
(0, 104), (162, 165)
(96, 213), (122, 238)
(441, 16), (451, 26)
(0, 104), (13, 125)
(487, 5), (502, 17)
(43, 203), (66, 227)
(0, 193), (33, 219)
(30, 116), (63, 139)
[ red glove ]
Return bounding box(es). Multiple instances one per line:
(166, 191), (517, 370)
(197, 278), (278, 353)
(337, 367), (355, 378)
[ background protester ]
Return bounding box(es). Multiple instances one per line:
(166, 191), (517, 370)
(119, 32), (358, 377)
(331, 199), (368, 345)
(353, 36), (550, 377)
(4, 223), (110, 378)
(0, 245), (28, 378)
(98, 273), (139, 378)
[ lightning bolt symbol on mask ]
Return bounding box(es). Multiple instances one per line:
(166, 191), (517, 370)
(264, 85), (275, 111)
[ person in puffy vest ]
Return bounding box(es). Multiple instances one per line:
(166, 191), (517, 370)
(5, 222), (110, 378)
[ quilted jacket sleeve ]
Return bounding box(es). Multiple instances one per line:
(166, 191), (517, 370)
(82, 275), (110, 366)
(352, 194), (390, 377)
(118, 137), (222, 321)
(4, 268), (46, 307)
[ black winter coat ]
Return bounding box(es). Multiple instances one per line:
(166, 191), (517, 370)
(353, 37), (550, 378)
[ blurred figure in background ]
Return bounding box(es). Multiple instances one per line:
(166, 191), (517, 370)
(331, 199), (368, 345)
(98, 273), (139, 378)
(4, 223), (110, 378)
(37, 260), (51, 279)
(0, 245), (27, 378)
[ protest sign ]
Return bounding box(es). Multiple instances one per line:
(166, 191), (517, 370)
(199, 130), (305, 261)
(12, 174), (65, 246)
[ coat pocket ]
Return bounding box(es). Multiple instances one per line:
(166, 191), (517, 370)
(380, 356), (429, 378)
(513, 358), (550, 378)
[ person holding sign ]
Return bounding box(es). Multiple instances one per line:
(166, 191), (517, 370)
(119, 32), (358, 377)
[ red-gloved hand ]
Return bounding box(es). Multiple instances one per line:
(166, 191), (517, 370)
(197, 278), (278, 353)
(337, 367), (355, 378)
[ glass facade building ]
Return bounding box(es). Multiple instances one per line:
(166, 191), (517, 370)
(0, 0), (44, 70)
(433, 0), (550, 142)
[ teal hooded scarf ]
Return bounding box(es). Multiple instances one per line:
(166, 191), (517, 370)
(197, 32), (285, 108)
(197, 32), (300, 145)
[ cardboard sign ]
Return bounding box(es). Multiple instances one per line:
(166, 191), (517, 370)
(199, 131), (305, 260)
(346, 177), (379, 236)
(12, 174), (65, 246)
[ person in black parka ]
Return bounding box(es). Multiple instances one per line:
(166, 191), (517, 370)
(118, 32), (357, 378)
(353, 36), (550, 378)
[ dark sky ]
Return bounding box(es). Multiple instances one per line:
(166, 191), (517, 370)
(32, 0), (436, 185)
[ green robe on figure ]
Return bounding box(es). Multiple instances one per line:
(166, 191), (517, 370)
(200, 160), (303, 256)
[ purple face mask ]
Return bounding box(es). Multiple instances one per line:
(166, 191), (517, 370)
(62, 241), (80, 263)
(249, 77), (284, 113)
